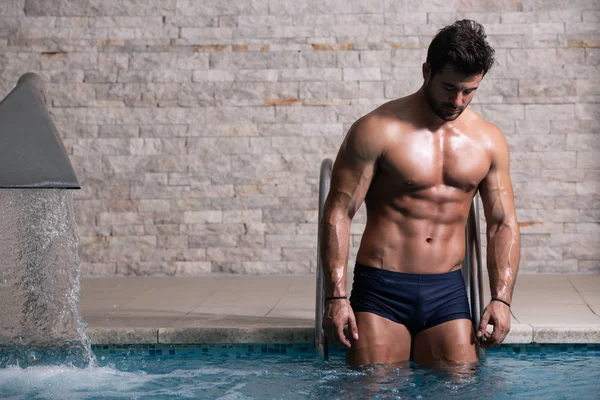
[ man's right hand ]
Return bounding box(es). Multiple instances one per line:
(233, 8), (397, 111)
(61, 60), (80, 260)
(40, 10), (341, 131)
(322, 299), (359, 348)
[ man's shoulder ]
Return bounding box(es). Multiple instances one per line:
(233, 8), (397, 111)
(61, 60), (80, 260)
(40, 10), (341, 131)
(463, 108), (510, 162)
(351, 99), (412, 137)
(464, 107), (505, 138)
(460, 108), (507, 150)
(342, 105), (406, 161)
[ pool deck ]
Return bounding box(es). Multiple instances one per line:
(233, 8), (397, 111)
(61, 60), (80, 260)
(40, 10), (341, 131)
(80, 273), (600, 345)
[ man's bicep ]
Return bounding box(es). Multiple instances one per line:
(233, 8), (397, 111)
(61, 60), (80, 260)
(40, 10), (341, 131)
(480, 168), (515, 226)
(479, 130), (517, 227)
(327, 118), (381, 217)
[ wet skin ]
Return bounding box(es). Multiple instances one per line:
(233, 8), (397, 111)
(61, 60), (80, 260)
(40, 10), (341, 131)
(321, 63), (521, 367)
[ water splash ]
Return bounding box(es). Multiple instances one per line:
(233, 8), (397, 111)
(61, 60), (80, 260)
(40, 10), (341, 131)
(0, 189), (96, 368)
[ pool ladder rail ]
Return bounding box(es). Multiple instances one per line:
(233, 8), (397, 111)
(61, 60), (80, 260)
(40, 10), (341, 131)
(315, 158), (485, 360)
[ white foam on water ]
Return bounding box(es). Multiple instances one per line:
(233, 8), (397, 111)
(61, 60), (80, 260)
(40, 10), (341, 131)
(216, 383), (254, 400)
(0, 365), (150, 399)
(215, 393), (255, 400)
(0, 363), (261, 399)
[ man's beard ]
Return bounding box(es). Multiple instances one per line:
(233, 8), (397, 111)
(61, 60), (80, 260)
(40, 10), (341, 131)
(424, 83), (464, 122)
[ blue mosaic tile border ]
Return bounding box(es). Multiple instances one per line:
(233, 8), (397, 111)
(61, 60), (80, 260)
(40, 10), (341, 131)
(489, 343), (600, 358)
(91, 343), (600, 359)
(92, 343), (313, 359)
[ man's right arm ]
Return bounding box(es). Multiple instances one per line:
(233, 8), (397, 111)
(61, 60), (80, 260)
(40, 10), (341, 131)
(319, 115), (384, 346)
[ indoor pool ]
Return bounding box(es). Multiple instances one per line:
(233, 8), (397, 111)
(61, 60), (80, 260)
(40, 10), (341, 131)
(1, 344), (599, 399)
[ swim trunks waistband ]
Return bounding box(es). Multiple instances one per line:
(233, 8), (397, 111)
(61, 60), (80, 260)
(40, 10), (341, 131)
(353, 262), (464, 282)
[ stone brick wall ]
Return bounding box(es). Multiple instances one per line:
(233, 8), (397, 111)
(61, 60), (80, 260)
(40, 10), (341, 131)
(0, 1), (598, 275)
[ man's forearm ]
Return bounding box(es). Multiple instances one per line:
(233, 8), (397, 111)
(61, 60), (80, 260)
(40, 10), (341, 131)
(487, 220), (521, 303)
(320, 210), (352, 298)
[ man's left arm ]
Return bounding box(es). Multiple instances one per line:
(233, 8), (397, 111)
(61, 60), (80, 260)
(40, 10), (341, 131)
(477, 125), (521, 348)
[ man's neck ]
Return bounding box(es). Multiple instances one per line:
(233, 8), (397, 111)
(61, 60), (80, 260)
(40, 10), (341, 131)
(413, 87), (456, 130)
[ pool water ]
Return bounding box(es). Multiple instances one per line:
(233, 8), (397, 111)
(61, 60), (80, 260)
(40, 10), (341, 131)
(0, 344), (599, 399)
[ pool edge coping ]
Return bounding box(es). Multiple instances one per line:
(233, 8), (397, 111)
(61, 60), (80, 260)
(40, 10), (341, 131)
(84, 324), (600, 345)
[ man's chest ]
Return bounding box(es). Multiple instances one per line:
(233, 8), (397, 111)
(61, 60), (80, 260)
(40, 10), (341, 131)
(379, 130), (492, 193)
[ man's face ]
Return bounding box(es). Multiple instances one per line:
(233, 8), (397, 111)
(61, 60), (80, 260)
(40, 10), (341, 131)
(423, 63), (483, 121)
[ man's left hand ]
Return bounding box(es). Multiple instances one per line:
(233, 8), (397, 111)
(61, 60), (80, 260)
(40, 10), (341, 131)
(477, 300), (511, 348)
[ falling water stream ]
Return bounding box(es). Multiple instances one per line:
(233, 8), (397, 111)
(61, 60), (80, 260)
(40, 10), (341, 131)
(0, 189), (96, 368)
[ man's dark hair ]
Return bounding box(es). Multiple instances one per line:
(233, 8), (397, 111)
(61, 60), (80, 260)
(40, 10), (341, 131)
(426, 20), (496, 77)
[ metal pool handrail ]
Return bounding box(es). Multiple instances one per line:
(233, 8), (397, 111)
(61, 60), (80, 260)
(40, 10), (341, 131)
(464, 193), (485, 333)
(315, 158), (333, 358)
(315, 158), (485, 359)
(463, 192), (486, 359)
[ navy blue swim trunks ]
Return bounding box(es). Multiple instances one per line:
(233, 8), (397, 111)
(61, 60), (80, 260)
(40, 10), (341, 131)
(349, 262), (471, 335)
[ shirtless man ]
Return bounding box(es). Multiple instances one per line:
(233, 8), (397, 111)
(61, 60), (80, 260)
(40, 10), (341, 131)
(320, 20), (521, 366)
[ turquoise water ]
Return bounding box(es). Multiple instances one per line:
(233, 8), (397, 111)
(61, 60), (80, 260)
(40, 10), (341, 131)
(1, 344), (599, 399)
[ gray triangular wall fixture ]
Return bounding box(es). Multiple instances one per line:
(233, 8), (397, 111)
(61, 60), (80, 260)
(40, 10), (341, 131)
(0, 73), (80, 189)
